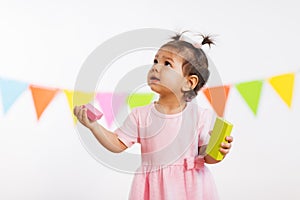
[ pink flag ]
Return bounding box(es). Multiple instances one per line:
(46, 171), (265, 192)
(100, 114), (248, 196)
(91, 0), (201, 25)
(96, 92), (126, 127)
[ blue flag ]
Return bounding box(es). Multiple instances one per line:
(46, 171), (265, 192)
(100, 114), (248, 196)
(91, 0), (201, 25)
(0, 78), (28, 114)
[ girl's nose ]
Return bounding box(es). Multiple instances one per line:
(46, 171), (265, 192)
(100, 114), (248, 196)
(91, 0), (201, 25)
(152, 64), (161, 72)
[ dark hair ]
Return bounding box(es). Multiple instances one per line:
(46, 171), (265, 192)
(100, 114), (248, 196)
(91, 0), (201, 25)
(161, 31), (215, 101)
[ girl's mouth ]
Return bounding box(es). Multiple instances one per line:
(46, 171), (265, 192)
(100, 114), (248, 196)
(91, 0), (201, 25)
(150, 76), (160, 82)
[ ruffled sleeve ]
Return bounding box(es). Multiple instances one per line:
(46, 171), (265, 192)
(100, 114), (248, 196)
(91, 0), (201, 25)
(114, 108), (140, 148)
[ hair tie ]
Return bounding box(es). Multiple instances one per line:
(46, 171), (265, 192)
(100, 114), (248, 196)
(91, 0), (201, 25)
(192, 42), (202, 49)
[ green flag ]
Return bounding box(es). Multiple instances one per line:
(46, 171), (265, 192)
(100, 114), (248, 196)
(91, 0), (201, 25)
(235, 80), (264, 115)
(127, 93), (154, 109)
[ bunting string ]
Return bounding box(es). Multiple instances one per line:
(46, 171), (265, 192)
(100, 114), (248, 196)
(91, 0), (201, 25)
(0, 70), (299, 127)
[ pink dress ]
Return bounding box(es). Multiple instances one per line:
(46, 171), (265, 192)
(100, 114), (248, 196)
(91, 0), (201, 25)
(115, 102), (219, 200)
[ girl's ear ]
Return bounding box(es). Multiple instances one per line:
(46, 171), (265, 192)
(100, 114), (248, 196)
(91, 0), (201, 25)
(189, 75), (199, 89)
(182, 75), (198, 91)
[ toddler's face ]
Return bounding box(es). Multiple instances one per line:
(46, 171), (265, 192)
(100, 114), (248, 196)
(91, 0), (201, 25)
(147, 47), (187, 96)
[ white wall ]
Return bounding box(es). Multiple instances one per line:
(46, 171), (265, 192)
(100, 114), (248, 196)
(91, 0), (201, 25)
(0, 0), (299, 199)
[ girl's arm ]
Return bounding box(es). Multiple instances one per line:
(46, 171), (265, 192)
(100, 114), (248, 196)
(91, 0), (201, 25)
(74, 106), (128, 153)
(90, 124), (128, 153)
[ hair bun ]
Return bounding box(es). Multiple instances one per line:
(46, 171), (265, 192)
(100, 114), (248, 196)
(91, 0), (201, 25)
(171, 33), (181, 41)
(171, 31), (215, 48)
(201, 34), (215, 48)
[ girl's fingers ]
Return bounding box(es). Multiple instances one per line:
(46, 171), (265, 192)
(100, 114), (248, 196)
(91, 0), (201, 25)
(82, 109), (88, 122)
(221, 142), (231, 149)
(225, 136), (233, 143)
(73, 106), (95, 129)
(73, 106), (80, 116)
(219, 136), (233, 156)
(73, 105), (86, 120)
(77, 107), (86, 121)
(220, 148), (229, 155)
(76, 107), (89, 124)
(76, 108), (82, 120)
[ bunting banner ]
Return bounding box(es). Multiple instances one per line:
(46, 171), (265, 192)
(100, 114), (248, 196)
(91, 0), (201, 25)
(0, 70), (298, 125)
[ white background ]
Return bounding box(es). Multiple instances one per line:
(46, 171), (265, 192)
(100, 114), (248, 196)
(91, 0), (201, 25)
(0, 0), (299, 199)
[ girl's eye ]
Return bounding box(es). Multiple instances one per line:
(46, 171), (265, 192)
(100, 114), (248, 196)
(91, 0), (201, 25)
(153, 59), (158, 64)
(164, 61), (172, 67)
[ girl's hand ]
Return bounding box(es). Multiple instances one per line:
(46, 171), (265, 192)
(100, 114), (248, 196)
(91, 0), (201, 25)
(73, 105), (97, 130)
(220, 136), (233, 156)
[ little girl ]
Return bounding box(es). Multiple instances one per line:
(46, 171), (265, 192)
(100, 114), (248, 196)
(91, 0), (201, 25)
(74, 31), (233, 200)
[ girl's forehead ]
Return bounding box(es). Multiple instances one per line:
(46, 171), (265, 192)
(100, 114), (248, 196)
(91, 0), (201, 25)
(156, 47), (183, 60)
(157, 46), (178, 54)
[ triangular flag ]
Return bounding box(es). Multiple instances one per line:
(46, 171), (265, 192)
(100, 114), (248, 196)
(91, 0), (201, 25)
(268, 73), (295, 108)
(0, 78), (28, 114)
(127, 93), (154, 109)
(30, 85), (59, 120)
(235, 80), (264, 115)
(202, 85), (230, 117)
(96, 92), (126, 127)
(64, 90), (94, 124)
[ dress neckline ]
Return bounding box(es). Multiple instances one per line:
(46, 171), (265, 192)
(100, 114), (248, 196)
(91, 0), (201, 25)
(151, 101), (190, 119)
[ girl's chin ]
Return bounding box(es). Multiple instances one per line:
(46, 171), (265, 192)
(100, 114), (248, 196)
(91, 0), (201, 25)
(148, 84), (174, 95)
(148, 84), (161, 93)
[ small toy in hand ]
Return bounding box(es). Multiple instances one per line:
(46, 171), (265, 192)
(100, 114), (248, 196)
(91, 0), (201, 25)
(83, 103), (103, 121)
(205, 117), (233, 161)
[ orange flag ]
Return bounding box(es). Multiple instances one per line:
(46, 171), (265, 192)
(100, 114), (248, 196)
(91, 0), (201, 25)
(30, 85), (59, 120)
(202, 85), (231, 117)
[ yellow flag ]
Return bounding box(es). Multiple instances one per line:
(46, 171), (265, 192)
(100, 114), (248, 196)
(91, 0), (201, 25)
(268, 73), (295, 108)
(63, 90), (94, 124)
